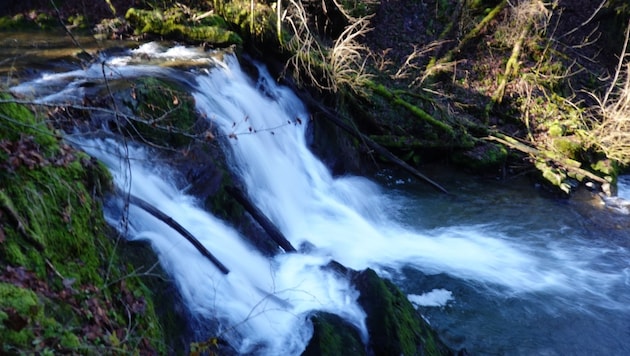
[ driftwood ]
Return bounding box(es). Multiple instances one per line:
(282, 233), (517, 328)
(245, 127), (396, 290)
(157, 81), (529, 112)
(486, 132), (612, 194)
(125, 192), (230, 274)
(295, 89), (450, 194)
(226, 185), (297, 253)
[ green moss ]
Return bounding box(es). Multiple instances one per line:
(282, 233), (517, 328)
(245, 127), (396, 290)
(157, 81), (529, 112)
(125, 7), (242, 46)
(551, 136), (582, 159)
(1, 162), (107, 285)
(591, 159), (619, 180)
(60, 332), (80, 348)
(0, 283), (41, 349)
(303, 312), (365, 355)
(215, 0), (288, 46)
(535, 159), (572, 194)
(354, 269), (450, 356)
(0, 95), (166, 353)
(0, 14), (43, 31)
(548, 122), (565, 137)
(67, 14), (88, 30)
(124, 77), (201, 148)
(452, 142), (507, 172)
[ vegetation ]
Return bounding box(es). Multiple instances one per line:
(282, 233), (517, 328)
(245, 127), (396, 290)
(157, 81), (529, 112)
(2, 0), (630, 354)
(125, 6), (242, 46)
(0, 94), (166, 353)
(586, 25), (630, 167)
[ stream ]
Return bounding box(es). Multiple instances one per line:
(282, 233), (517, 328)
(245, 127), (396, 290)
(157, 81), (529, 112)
(8, 42), (630, 355)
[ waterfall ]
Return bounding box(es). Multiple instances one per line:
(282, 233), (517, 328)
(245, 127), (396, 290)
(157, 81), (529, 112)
(11, 43), (630, 355)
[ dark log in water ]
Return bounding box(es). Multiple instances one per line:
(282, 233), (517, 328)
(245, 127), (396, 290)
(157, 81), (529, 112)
(125, 191), (230, 274)
(226, 185), (297, 253)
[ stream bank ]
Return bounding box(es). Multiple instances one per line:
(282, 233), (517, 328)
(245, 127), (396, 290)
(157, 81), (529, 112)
(3, 1), (630, 354)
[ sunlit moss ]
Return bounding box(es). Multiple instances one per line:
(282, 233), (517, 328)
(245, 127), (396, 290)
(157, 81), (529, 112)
(0, 96), (166, 353)
(125, 7), (242, 46)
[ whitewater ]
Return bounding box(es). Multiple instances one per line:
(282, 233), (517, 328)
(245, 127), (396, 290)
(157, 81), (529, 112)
(12, 43), (630, 355)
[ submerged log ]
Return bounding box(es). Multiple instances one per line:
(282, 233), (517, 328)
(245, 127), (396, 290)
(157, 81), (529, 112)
(225, 185), (297, 253)
(125, 192), (230, 274)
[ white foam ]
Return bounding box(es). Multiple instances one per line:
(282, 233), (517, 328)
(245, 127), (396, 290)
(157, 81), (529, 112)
(408, 289), (454, 307)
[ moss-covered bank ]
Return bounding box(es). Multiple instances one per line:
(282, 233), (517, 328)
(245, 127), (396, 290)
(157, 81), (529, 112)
(0, 93), (167, 353)
(125, 7), (242, 46)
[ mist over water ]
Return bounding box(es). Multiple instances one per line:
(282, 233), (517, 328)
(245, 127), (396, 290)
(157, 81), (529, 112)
(12, 43), (630, 354)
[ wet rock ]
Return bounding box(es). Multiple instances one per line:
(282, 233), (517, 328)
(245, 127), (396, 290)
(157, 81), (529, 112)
(302, 312), (365, 356)
(353, 268), (454, 356)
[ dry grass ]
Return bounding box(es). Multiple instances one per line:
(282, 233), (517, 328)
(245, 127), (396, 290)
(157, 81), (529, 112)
(283, 0), (372, 93)
(587, 23), (630, 165)
(495, 0), (552, 48)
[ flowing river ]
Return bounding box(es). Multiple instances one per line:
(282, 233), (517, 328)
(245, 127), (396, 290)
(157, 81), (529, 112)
(10, 43), (630, 355)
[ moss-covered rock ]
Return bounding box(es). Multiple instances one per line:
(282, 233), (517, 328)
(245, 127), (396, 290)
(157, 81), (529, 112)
(0, 12), (56, 31)
(214, 0), (282, 45)
(353, 268), (453, 356)
(125, 7), (242, 46)
(123, 76), (204, 148)
(0, 283), (41, 351)
(302, 312), (365, 356)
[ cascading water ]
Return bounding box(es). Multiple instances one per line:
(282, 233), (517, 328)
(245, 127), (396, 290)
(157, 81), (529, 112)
(12, 43), (630, 355)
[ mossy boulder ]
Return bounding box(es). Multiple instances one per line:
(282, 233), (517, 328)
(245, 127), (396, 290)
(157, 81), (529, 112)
(125, 7), (242, 46)
(302, 312), (365, 356)
(123, 77), (205, 148)
(0, 283), (41, 351)
(353, 268), (453, 356)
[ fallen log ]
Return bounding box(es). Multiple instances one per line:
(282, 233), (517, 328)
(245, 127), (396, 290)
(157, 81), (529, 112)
(226, 185), (297, 253)
(365, 81), (455, 137)
(125, 192), (230, 274)
(485, 132), (612, 195)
